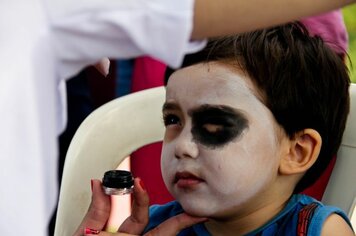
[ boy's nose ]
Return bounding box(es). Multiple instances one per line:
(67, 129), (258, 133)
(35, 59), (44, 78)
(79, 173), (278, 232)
(174, 126), (199, 159)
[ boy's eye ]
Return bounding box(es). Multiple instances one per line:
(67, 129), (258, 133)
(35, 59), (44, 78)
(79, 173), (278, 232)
(163, 114), (180, 127)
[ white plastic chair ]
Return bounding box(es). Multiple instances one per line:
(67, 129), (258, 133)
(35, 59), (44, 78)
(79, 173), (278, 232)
(322, 83), (356, 220)
(54, 86), (166, 236)
(54, 84), (356, 235)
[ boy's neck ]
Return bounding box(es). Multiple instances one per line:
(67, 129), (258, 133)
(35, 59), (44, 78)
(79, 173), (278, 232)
(204, 193), (292, 236)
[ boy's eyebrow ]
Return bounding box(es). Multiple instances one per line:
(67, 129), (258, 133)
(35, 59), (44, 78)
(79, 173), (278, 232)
(188, 104), (248, 120)
(162, 103), (249, 121)
(162, 102), (180, 112)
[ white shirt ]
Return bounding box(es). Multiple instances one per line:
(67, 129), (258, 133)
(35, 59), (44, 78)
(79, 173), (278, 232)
(0, 0), (205, 235)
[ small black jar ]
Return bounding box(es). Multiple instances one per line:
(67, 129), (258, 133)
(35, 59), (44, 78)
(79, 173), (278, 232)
(102, 170), (134, 195)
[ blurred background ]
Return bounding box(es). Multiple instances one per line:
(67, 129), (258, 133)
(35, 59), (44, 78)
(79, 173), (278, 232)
(343, 5), (356, 82)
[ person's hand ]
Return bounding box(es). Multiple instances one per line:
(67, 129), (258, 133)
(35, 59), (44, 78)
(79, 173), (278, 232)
(89, 213), (208, 236)
(73, 177), (148, 236)
(75, 178), (207, 236)
(93, 58), (110, 77)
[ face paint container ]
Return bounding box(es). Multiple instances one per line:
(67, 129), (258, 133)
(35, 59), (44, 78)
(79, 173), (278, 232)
(102, 170), (134, 195)
(102, 170), (134, 233)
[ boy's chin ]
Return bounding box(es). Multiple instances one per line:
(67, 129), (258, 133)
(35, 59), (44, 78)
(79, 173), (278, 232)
(179, 200), (216, 217)
(182, 207), (210, 218)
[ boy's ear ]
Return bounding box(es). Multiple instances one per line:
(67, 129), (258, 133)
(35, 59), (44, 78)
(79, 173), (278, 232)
(279, 129), (322, 175)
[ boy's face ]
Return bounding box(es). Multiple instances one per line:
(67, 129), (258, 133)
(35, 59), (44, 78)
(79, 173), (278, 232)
(161, 62), (287, 218)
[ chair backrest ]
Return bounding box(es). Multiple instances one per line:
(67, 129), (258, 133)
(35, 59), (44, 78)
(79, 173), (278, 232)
(54, 86), (166, 236)
(322, 83), (356, 216)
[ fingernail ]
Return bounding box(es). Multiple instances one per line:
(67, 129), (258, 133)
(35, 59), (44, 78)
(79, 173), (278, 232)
(139, 179), (146, 191)
(84, 227), (100, 235)
(90, 179), (94, 192)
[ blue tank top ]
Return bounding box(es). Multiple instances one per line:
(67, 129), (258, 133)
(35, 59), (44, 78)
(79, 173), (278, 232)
(144, 194), (353, 235)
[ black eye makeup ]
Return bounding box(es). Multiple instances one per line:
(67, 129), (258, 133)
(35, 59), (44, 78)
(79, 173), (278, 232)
(190, 105), (249, 148)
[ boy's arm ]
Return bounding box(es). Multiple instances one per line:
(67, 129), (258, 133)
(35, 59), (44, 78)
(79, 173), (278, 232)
(192, 0), (355, 39)
(321, 214), (354, 236)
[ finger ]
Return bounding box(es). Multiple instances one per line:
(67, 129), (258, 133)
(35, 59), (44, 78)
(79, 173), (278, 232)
(118, 178), (150, 234)
(144, 213), (208, 236)
(85, 230), (135, 236)
(130, 178), (150, 224)
(84, 230), (134, 236)
(74, 179), (111, 236)
(94, 58), (110, 76)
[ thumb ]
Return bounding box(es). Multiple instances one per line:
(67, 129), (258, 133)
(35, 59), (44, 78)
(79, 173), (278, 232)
(93, 58), (110, 77)
(74, 179), (111, 236)
(118, 178), (150, 234)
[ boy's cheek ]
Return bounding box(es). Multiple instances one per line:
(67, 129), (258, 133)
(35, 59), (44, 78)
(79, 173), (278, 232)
(160, 153), (176, 186)
(160, 145), (174, 168)
(163, 128), (180, 143)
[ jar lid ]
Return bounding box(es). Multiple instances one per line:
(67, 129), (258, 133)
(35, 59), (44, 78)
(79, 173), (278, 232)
(102, 170), (134, 189)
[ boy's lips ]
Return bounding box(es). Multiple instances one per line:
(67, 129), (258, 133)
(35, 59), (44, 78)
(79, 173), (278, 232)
(174, 171), (204, 188)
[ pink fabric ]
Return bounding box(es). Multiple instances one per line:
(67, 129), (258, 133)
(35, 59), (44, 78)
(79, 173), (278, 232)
(130, 56), (166, 93)
(131, 142), (174, 205)
(301, 155), (337, 200)
(301, 10), (348, 55)
(129, 56), (170, 205)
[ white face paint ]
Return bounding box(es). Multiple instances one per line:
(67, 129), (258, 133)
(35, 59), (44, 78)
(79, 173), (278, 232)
(161, 62), (285, 219)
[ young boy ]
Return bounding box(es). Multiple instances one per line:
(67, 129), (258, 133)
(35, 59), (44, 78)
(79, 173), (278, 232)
(78, 22), (353, 236)
(143, 22), (353, 235)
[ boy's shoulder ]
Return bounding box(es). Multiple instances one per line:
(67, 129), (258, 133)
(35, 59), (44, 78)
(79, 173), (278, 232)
(143, 195), (353, 236)
(297, 195), (353, 235)
(246, 194), (353, 236)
